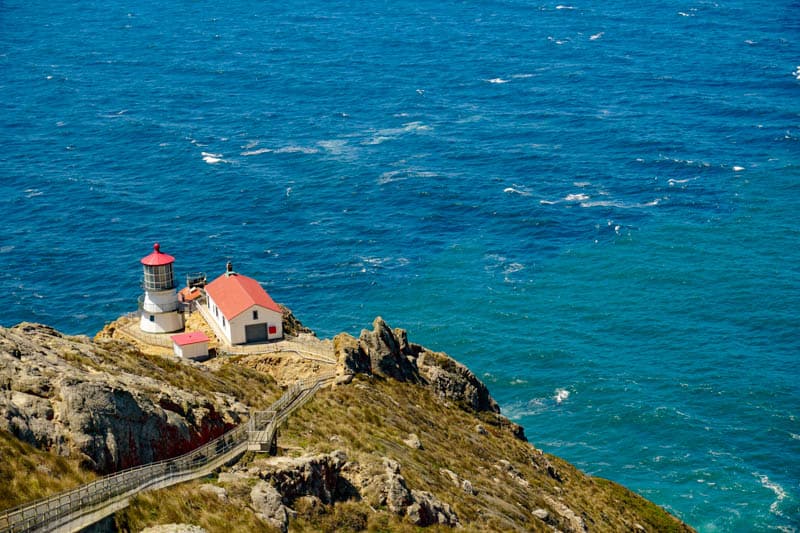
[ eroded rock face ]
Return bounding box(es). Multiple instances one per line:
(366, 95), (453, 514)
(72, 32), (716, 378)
(251, 481), (290, 533)
(335, 317), (500, 414)
(0, 323), (246, 473)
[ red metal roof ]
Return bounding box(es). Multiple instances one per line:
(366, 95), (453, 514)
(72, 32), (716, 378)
(170, 331), (209, 346)
(141, 243), (175, 266)
(205, 272), (282, 319)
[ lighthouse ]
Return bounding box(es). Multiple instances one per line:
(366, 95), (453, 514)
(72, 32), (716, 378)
(139, 243), (184, 334)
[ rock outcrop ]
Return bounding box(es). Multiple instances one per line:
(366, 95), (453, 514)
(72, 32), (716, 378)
(0, 323), (246, 473)
(335, 317), (500, 414)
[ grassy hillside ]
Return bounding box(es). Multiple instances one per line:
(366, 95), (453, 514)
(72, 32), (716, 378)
(117, 375), (691, 532)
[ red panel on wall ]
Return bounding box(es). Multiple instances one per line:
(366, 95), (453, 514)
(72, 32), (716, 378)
(268, 325), (277, 334)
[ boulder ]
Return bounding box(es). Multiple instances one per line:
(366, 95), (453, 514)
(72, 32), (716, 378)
(250, 480), (290, 533)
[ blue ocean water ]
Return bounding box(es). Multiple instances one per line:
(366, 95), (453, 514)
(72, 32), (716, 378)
(2, 0), (799, 529)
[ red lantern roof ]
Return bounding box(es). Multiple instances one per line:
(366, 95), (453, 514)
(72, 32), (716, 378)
(140, 243), (175, 266)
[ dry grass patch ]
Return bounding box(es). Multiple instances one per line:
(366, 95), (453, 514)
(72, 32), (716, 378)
(0, 430), (96, 511)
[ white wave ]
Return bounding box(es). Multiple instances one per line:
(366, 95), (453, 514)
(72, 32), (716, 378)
(573, 181), (590, 187)
(556, 5), (575, 9)
(590, 32), (604, 40)
(503, 187), (531, 196)
(539, 199), (558, 205)
(275, 145), (318, 154)
(678, 11), (692, 17)
(510, 378), (528, 385)
(512, 73), (534, 79)
(757, 474), (787, 516)
(0, 246), (14, 253)
(668, 178), (693, 186)
(565, 193), (590, 201)
(793, 66), (800, 80)
(732, 165), (745, 171)
(554, 388), (570, 404)
(790, 433), (800, 441)
(241, 147), (273, 156)
(201, 151), (226, 164)
(547, 36), (569, 45)
(580, 198), (661, 209)
(378, 171), (406, 185)
(243, 140), (259, 149)
(25, 188), (43, 198)
(363, 136), (392, 145)
(486, 77), (510, 84)
(504, 262), (525, 274)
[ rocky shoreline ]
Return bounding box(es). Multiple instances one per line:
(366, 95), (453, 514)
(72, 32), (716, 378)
(0, 314), (694, 532)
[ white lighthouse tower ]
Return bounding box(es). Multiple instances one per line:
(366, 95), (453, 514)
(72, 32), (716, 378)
(139, 243), (184, 334)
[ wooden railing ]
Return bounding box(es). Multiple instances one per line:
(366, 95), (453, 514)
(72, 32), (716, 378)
(0, 370), (336, 533)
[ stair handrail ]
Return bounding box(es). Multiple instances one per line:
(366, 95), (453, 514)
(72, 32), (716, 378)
(0, 371), (335, 533)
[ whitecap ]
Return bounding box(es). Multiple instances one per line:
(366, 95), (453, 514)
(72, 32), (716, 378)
(539, 199), (558, 205)
(243, 140), (259, 149)
(25, 188), (43, 198)
(732, 165), (745, 171)
(757, 474), (787, 515)
(0, 246), (14, 253)
(573, 181), (590, 187)
(503, 187), (531, 196)
(504, 262), (525, 274)
(590, 32), (604, 40)
(275, 145), (318, 154)
(486, 77), (510, 84)
(201, 152), (225, 164)
(554, 388), (570, 404)
(678, 11), (692, 16)
(555, 5), (575, 9)
(510, 378), (528, 385)
(363, 136), (392, 145)
(241, 147), (273, 156)
(565, 193), (589, 201)
(511, 73), (534, 79)
(668, 178), (692, 186)
(378, 171), (406, 185)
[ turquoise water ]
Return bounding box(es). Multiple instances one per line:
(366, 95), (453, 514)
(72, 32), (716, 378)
(2, 1), (799, 529)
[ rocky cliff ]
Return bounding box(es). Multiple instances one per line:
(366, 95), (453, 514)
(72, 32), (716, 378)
(0, 318), (694, 532)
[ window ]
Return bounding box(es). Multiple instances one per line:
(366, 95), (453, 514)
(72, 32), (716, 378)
(222, 317), (226, 327)
(149, 315), (155, 322)
(252, 310), (259, 320)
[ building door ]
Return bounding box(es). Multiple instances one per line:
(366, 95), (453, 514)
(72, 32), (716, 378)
(245, 323), (268, 343)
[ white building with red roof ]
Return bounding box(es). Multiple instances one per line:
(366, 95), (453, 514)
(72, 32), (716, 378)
(170, 331), (209, 360)
(204, 262), (283, 345)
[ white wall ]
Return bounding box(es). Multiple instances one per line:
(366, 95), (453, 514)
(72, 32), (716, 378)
(140, 288), (183, 333)
(228, 305), (283, 344)
(174, 342), (208, 359)
(206, 297), (283, 345)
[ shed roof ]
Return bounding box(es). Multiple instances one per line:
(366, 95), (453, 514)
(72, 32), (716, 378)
(141, 243), (175, 266)
(205, 272), (282, 320)
(170, 331), (209, 346)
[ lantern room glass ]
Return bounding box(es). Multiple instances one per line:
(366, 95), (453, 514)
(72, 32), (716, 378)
(142, 263), (175, 291)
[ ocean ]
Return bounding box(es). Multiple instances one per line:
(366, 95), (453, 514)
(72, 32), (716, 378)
(2, 0), (798, 530)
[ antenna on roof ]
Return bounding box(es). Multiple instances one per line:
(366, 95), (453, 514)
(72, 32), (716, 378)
(226, 261), (235, 277)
